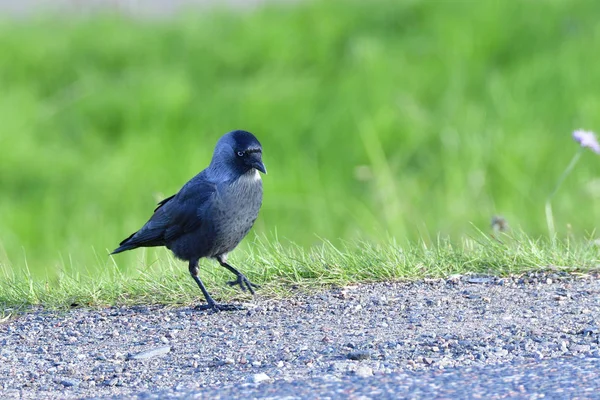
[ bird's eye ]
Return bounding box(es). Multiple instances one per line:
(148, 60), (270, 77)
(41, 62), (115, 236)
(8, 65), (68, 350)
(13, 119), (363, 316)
(237, 151), (245, 157)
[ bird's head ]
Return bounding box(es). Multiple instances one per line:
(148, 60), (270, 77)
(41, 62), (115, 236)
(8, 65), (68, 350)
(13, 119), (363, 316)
(210, 130), (267, 178)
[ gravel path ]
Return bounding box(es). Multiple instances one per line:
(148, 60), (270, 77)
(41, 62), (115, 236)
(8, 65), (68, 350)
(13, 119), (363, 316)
(133, 357), (600, 399)
(1, 271), (599, 399)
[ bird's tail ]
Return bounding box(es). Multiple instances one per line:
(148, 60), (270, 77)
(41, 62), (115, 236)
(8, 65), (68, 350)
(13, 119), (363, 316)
(110, 231), (139, 255)
(111, 225), (166, 255)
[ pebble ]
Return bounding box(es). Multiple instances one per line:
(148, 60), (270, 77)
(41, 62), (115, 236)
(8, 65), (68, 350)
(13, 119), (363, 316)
(330, 362), (352, 372)
(560, 341), (569, 352)
(355, 366), (373, 378)
(128, 346), (171, 360)
(467, 277), (492, 284)
(60, 379), (80, 388)
(252, 373), (271, 384)
(571, 344), (591, 353)
(347, 351), (371, 361)
(582, 326), (599, 336)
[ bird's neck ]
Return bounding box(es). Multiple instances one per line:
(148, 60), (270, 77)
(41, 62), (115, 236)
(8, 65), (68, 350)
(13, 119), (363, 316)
(206, 162), (256, 183)
(240, 169), (261, 183)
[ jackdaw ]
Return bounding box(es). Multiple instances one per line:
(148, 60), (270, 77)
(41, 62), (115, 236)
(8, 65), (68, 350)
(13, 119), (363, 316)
(111, 130), (266, 311)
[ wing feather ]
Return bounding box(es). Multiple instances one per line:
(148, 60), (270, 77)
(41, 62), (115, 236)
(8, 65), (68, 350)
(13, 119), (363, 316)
(112, 178), (217, 253)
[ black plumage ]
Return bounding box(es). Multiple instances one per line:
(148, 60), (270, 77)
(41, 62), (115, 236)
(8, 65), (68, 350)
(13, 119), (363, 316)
(111, 130), (266, 311)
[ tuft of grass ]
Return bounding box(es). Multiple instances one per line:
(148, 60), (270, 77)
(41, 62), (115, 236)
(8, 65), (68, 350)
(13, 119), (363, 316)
(1, 232), (598, 309)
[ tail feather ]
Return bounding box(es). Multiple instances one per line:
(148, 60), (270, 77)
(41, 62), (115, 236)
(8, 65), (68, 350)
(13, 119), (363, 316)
(110, 231), (138, 255)
(111, 226), (166, 255)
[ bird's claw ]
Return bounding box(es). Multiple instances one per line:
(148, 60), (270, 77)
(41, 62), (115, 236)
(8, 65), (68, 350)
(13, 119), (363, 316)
(194, 302), (245, 313)
(226, 274), (260, 295)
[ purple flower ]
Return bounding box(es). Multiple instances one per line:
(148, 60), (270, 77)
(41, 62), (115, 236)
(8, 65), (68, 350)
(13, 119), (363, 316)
(573, 129), (600, 154)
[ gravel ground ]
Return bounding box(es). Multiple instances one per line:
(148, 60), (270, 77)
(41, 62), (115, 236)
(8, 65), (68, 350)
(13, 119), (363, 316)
(1, 271), (599, 399)
(131, 356), (600, 399)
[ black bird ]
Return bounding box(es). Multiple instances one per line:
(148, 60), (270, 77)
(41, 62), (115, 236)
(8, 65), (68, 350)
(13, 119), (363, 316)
(111, 130), (266, 311)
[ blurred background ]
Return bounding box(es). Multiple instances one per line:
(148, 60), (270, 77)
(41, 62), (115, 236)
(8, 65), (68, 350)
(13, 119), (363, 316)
(1, 0), (599, 277)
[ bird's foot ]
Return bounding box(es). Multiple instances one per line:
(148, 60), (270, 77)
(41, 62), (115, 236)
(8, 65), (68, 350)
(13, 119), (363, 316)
(194, 302), (245, 313)
(227, 274), (260, 295)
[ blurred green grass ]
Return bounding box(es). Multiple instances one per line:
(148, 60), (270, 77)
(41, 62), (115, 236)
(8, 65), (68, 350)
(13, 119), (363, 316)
(1, 0), (600, 278)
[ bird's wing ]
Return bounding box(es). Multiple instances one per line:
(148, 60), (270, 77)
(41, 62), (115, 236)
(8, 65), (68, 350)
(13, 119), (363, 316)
(159, 179), (217, 242)
(120, 179), (217, 248)
(154, 194), (176, 211)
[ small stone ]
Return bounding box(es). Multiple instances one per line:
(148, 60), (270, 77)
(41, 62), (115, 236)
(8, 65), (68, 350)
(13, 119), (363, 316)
(355, 366), (373, 378)
(462, 291), (481, 299)
(165, 330), (178, 339)
(329, 361), (352, 372)
(582, 326), (599, 336)
(103, 378), (118, 387)
(128, 346), (171, 360)
(160, 336), (169, 344)
(467, 277), (492, 284)
(60, 379), (80, 388)
(371, 295), (388, 305)
(560, 341), (568, 352)
(347, 351), (371, 361)
(277, 361), (284, 368)
(251, 361), (262, 367)
(252, 373), (271, 384)
(495, 349), (509, 357)
(571, 344), (591, 353)
(436, 357), (452, 368)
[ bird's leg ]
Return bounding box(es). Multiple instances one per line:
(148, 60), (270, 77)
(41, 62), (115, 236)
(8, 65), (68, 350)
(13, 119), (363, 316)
(189, 260), (242, 312)
(216, 255), (260, 295)
(189, 260), (217, 310)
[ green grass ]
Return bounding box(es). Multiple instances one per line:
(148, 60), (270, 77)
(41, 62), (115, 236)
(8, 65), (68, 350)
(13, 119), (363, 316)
(1, 232), (599, 309)
(1, 0), (600, 307)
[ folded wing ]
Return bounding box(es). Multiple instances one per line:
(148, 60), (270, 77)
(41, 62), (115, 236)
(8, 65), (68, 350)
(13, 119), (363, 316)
(111, 179), (217, 254)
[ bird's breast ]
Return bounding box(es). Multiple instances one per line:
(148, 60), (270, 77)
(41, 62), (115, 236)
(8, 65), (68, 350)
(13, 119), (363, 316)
(208, 170), (263, 255)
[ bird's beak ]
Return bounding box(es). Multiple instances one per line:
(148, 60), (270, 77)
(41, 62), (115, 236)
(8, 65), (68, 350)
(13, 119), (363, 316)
(253, 161), (267, 174)
(247, 152), (267, 174)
